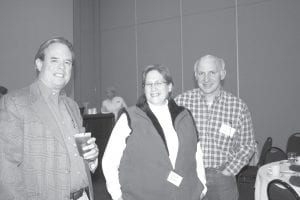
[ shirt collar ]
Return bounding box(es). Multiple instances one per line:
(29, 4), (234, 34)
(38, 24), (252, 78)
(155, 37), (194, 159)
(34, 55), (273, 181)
(37, 79), (66, 104)
(199, 88), (224, 103)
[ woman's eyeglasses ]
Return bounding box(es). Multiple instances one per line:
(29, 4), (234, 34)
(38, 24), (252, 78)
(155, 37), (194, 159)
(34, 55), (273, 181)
(144, 82), (167, 88)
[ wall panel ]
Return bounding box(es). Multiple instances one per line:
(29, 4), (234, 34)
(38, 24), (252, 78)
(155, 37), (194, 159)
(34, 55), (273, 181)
(136, 0), (180, 24)
(239, 0), (300, 150)
(137, 18), (182, 97)
(0, 0), (73, 93)
(101, 27), (137, 106)
(182, 7), (237, 93)
(100, 0), (135, 30)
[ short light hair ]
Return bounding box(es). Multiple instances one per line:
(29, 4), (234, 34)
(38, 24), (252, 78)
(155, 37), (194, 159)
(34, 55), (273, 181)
(194, 54), (225, 73)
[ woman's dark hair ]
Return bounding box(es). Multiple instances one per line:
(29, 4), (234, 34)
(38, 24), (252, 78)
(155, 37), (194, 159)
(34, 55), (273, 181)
(0, 86), (8, 95)
(139, 64), (174, 103)
(141, 64), (174, 88)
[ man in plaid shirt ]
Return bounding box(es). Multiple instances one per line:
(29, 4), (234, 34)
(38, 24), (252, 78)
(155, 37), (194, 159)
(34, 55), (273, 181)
(175, 55), (256, 200)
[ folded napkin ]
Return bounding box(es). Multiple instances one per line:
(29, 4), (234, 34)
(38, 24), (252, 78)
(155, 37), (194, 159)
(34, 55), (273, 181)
(289, 176), (300, 187)
(290, 164), (300, 172)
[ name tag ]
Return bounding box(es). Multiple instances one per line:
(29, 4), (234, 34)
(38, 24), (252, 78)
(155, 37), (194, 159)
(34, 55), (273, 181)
(167, 171), (183, 187)
(220, 123), (236, 137)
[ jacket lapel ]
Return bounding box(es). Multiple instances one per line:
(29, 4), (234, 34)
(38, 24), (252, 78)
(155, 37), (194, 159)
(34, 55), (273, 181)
(63, 98), (85, 133)
(29, 82), (65, 146)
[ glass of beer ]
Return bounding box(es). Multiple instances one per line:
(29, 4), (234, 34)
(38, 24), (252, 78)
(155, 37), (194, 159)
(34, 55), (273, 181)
(74, 132), (91, 157)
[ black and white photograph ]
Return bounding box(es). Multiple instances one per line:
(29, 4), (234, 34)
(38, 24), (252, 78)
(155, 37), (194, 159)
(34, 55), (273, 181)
(0, 0), (300, 200)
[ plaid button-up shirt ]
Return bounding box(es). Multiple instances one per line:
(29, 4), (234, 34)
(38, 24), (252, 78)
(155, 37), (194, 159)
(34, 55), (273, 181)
(175, 88), (256, 175)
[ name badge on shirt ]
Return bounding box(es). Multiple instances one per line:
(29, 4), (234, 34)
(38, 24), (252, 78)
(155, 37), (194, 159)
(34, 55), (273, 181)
(220, 123), (236, 138)
(167, 171), (183, 187)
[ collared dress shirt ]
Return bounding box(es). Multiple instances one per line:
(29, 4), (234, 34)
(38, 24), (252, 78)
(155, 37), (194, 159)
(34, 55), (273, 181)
(38, 80), (89, 192)
(175, 88), (256, 175)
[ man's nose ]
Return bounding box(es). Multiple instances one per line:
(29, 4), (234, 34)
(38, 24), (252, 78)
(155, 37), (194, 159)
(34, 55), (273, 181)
(58, 61), (66, 69)
(150, 84), (158, 91)
(203, 73), (210, 81)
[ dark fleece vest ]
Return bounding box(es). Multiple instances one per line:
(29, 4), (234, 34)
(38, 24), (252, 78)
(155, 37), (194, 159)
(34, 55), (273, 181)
(119, 98), (204, 200)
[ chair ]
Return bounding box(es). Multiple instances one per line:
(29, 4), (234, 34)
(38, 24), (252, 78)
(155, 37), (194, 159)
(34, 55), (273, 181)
(286, 132), (300, 156)
(258, 137), (273, 167)
(237, 137), (272, 182)
(83, 113), (115, 181)
(236, 137), (272, 200)
(264, 147), (287, 164)
(267, 179), (300, 200)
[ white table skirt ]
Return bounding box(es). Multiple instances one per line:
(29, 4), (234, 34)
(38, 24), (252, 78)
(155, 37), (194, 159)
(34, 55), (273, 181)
(255, 160), (300, 200)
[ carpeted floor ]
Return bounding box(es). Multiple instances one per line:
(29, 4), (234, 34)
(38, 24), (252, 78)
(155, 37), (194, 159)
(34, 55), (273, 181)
(237, 181), (255, 200)
(92, 168), (112, 200)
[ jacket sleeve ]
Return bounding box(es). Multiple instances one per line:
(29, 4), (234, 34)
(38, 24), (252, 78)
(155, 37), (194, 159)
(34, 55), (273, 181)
(0, 95), (26, 200)
(102, 113), (131, 200)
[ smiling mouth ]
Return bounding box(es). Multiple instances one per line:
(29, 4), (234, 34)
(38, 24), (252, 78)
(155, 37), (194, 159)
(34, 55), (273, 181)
(54, 73), (64, 78)
(150, 93), (159, 97)
(202, 83), (212, 87)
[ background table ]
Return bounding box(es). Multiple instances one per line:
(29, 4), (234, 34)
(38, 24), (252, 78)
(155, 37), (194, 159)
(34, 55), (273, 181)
(83, 113), (115, 180)
(255, 160), (300, 200)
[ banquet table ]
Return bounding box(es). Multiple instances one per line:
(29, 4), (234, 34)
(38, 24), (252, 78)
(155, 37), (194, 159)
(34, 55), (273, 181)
(255, 160), (300, 200)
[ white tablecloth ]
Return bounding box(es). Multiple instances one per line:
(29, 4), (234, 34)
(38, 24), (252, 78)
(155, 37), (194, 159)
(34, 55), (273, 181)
(255, 160), (300, 200)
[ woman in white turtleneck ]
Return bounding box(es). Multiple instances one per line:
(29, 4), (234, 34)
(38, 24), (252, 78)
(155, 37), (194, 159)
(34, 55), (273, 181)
(102, 64), (207, 200)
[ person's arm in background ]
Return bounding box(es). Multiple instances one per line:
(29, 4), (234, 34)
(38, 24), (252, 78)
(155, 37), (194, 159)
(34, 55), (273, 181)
(196, 142), (207, 199)
(0, 95), (26, 200)
(101, 100), (109, 113)
(102, 113), (131, 200)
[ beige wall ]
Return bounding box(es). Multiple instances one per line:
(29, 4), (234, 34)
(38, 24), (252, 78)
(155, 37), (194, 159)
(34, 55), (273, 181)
(99, 0), (237, 108)
(73, 0), (101, 110)
(238, 0), (300, 150)
(95, 0), (300, 151)
(1, 0), (299, 151)
(0, 0), (73, 95)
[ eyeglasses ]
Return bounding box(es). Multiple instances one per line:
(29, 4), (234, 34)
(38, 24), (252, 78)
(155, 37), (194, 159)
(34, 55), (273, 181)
(144, 81), (167, 88)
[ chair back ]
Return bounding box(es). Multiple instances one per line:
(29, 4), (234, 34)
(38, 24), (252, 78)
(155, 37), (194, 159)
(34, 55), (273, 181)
(267, 179), (300, 200)
(257, 137), (273, 167)
(286, 132), (300, 156)
(264, 147), (287, 165)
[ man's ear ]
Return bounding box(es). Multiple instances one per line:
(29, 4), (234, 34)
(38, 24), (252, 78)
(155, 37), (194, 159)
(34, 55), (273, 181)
(220, 69), (226, 80)
(168, 83), (173, 92)
(194, 71), (199, 81)
(35, 58), (42, 72)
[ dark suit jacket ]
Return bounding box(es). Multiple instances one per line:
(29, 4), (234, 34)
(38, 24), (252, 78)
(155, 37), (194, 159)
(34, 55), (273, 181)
(0, 80), (94, 200)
